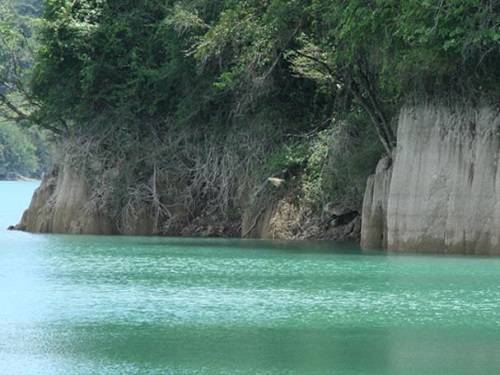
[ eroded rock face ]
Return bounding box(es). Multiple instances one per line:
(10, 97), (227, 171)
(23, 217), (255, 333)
(242, 190), (361, 241)
(362, 104), (500, 254)
(360, 156), (392, 250)
(18, 166), (116, 234)
(18, 163), (241, 237)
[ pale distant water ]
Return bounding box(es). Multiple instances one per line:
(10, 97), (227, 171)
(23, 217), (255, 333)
(1, 182), (500, 374)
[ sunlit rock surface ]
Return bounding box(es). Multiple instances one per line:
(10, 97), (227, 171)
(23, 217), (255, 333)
(362, 103), (500, 254)
(18, 166), (117, 234)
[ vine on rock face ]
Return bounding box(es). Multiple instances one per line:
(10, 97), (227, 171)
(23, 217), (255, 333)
(61, 120), (277, 235)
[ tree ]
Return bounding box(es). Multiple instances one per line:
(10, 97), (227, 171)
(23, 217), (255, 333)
(183, 0), (499, 155)
(29, 0), (500, 155)
(0, 0), (66, 134)
(0, 0), (34, 122)
(0, 121), (38, 178)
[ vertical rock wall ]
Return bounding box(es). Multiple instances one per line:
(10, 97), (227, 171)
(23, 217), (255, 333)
(18, 166), (116, 234)
(362, 104), (500, 254)
(360, 156), (392, 250)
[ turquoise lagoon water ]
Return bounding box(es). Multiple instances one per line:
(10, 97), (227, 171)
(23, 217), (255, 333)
(1, 181), (500, 374)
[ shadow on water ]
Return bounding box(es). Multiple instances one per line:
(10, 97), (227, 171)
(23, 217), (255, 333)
(130, 237), (366, 255)
(43, 233), (368, 256)
(11, 322), (500, 374)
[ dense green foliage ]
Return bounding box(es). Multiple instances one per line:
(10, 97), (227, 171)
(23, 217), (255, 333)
(0, 121), (51, 178)
(31, 1), (500, 149)
(32, 0), (327, 135)
(5, 0), (499, 222)
(0, 0), (52, 179)
(0, 0), (41, 123)
(0, 122), (36, 178)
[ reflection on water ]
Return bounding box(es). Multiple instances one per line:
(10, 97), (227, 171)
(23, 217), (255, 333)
(1, 182), (500, 374)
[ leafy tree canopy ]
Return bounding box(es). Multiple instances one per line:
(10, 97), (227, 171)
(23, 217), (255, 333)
(23, 0), (500, 153)
(0, 121), (38, 178)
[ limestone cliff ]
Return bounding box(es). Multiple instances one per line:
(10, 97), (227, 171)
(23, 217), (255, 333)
(18, 165), (180, 236)
(18, 166), (116, 234)
(18, 163), (361, 240)
(360, 156), (392, 249)
(362, 103), (500, 254)
(242, 181), (361, 241)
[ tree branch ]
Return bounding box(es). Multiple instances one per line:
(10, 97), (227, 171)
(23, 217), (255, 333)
(291, 47), (395, 155)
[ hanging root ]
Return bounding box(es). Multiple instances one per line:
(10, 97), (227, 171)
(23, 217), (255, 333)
(60, 123), (275, 235)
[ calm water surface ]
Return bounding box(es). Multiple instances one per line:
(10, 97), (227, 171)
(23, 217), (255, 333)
(1, 181), (500, 374)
